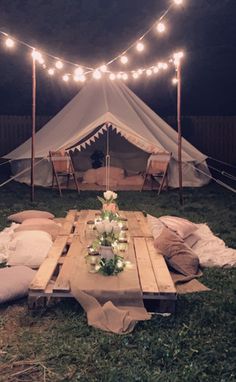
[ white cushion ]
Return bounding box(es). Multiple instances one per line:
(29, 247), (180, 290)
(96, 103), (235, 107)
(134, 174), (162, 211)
(159, 216), (198, 239)
(147, 215), (165, 239)
(8, 210), (54, 223)
(7, 231), (52, 269)
(14, 218), (61, 240)
(0, 266), (36, 304)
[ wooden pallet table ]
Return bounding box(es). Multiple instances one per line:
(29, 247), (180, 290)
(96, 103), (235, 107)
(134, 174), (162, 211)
(28, 210), (177, 312)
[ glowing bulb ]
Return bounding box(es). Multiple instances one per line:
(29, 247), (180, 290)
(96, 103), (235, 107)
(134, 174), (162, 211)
(31, 50), (42, 61)
(146, 69), (152, 76)
(132, 72), (139, 79)
(100, 64), (107, 72)
(172, 78), (178, 85)
(93, 69), (102, 79)
(109, 73), (116, 80)
(5, 38), (15, 48)
(136, 42), (144, 52)
(153, 66), (159, 74)
(120, 55), (128, 64)
(48, 68), (55, 76)
(62, 74), (69, 82)
(55, 60), (63, 69)
(137, 68), (143, 75)
(38, 57), (45, 65)
(122, 73), (128, 80)
(173, 51), (184, 66)
(174, 0), (183, 5)
(74, 67), (84, 76)
(158, 62), (164, 69)
(157, 22), (166, 33)
(76, 74), (86, 82)
(162, 63), (168, 70)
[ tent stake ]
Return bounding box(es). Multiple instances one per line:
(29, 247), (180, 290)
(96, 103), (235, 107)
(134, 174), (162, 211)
(177, 61), (183, 205)
(31, 52), (36, 202)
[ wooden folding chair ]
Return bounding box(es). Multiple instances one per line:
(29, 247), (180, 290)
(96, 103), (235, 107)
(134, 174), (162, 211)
(142, 153), (171, 194)
(49, 150), (80, 196)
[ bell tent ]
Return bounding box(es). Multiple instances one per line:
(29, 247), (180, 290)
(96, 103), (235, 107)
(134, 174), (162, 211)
(5, 78), (210, 189)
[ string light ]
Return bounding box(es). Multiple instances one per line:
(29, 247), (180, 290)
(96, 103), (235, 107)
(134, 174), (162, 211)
(173, 51), (184, 66)
(122, 73), (128, 80)
(162, 63), (168, 70)
(137, 68), (143, 75)
(174, 0), (183, 5)
(31, 50), (42, 61)
(172, 77), (178, 85)
(74, 74), (86, 82)
(156, 22), (166, 33)
(109, 73), (116, 80)
(5, 37), (15, 48)
(93, 69), (102, 79)
(48, 68), (55, 76)
(120, 55), (128, 64)
(74, 67), (84, 76)
(132, 72), (139, 79)
(100, 64), (107, 72)
(146, 69), (152, 76)
(62, 74), (69, 82)
(136, 42), (144, 52)
(55, 60), (63, 69)
(153, 66), (159, 74)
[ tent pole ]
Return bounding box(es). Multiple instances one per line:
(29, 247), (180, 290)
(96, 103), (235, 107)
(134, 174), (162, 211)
(177, 61), (183, 205)
(31, 53), (36, 202)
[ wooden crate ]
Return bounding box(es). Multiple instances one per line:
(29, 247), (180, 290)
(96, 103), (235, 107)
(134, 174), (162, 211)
(28, 210), (176, 313)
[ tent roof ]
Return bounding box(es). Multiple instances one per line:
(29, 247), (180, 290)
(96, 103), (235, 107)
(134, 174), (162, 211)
(5, 78), (207, 163)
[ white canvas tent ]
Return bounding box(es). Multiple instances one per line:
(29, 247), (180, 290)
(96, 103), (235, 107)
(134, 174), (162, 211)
(5, 78), (210, 188)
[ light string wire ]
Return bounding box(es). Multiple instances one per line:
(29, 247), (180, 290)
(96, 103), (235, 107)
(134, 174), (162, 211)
(208, 164), (236, 182)
(0, 1), (179, 75)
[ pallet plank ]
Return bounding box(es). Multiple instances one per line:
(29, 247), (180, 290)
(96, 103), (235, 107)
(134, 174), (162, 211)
(133, 237), (159, 294)
(29, 236), (68, 292)
(124, 211), (144, 237)
(134, 212), (152, 238)
(146, 238), (176, 295)
(53, 236), (84, 292)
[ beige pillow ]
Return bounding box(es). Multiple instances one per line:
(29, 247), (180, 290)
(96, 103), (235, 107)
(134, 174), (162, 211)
(7, 231), (52, 268)
(8, 210), (54, 223)
(159, 216), (198, 239)
(184, 233), (201, 248)
(154, 227), (199, 276)
(14, 218), (61, 240)
(0, 266), (36, 303)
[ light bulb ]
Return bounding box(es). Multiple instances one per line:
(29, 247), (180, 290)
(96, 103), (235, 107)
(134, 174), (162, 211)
(48, 68), (55, 76)
(137, 68), (143, 75)
(31, 50), (42, 61)
(55, 60), (63, 69)
(122, 73), (128, 80)
(156, 22), (166, 33)
(174, 0), (183, 5)
(120, 55), (128, 64)
(74, 67), (84, 76)
(162, 63), (168, 70)
(62, 74), (69, 82)
(100, 64), (107, 72)
(38, 57), (45, 65)
(109, 73), (116, 80)
(5, 38), (15, 48)
(172, 78), (178, 85)
(75, 74), (86, 82)
(153, 66), (159, 74)
(132, 72), (139, 79)
(146, 69), (152, 76)
(136, 42), (144, 52)
(93, 69), (102, 79)
(158, 62), (164, 69)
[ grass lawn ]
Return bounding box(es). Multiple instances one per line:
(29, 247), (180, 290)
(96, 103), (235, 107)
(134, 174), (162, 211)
(0, 181), (235, 382)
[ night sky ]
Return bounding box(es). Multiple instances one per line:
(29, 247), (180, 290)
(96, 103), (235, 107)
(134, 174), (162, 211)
(0, 0), (235, 117)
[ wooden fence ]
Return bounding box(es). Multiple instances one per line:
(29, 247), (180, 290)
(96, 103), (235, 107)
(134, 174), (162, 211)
(0, 115), (235, 164)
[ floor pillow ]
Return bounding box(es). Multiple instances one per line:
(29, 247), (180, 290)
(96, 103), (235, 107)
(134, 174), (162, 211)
(0, 266), (36, 304)
(147, 215), (165, 240)
(154, 227), (199, 276)
(8, 210), (54, 223)
(184, 233), (201, 248)
(159, 216), (198, 239)
(14, 218), (61, 240)
(7, 230), (52, 269)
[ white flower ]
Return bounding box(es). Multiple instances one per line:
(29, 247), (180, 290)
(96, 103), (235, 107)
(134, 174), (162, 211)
(95, 264), (101, 272)
(117, 260), (123, 269)
(96, 221), (105, 234)
(104, 221), (113, 234)
(113, 224), (121, 234)
(103, 190), (118, 201)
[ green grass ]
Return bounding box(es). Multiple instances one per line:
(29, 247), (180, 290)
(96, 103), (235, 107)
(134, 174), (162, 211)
(0, 182), (236, 381)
